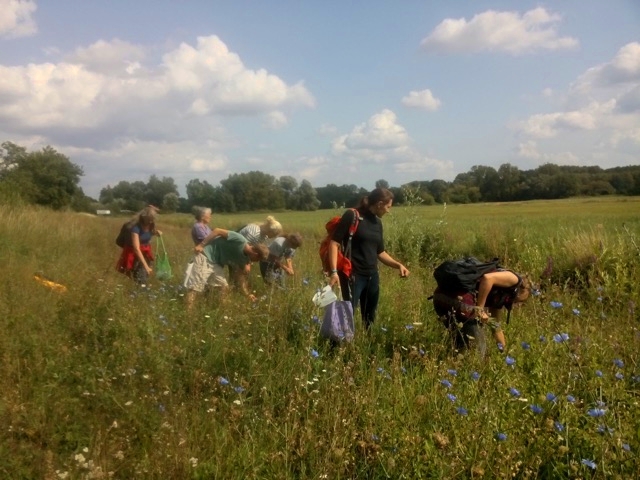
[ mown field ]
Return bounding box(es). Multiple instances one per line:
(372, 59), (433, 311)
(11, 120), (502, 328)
(1, 197), (639, 479)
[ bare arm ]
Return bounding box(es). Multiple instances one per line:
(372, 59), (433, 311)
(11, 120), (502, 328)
(476, 270), (520, 309)
(378, 251), (409, 277)
(327, 240), (341, 287)
(195, 228), (228, 253)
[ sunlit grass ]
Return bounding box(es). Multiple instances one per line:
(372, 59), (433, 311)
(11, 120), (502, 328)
(0, 198), (639, 478)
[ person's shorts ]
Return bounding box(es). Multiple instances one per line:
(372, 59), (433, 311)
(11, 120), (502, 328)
(185, 253), (228, 292)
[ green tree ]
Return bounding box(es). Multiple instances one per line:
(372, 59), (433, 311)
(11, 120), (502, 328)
(162, 192), (180, 212)
(289, 180), (320, 211)
(278, 175), (298, 209)
(146, 175), (178, 208)
(220, 171), (284, 211)
(0, 143), (84, 210)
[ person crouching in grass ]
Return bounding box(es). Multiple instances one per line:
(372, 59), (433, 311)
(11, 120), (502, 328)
(185, 228), (269, 310)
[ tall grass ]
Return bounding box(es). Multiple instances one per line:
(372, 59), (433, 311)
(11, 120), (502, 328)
(0, 198), (639, 478)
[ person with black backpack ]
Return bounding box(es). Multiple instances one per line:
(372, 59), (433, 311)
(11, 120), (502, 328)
(326, 188), (409, 329)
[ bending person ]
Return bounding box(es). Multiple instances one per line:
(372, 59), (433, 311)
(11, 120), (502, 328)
(475, 270), (531, 350)
(116, 205), (161, 285)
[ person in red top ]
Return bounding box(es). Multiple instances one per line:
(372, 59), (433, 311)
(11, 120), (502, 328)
(116, 205), (162, 284)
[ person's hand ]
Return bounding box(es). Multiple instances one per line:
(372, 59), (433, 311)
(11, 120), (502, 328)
(248, 294), (257, 302)
(398, 264), (409, 278)
(328, 272), (340, 288)
(145, 266), (153, 275)
(478, 309), (490, 323)
(156, 230), (163, 236)
(194, 244), (204, 253)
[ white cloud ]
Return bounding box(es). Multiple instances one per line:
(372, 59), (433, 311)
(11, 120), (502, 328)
(65, 39), (146, 75)
(401, 89), (441, 111)
(317, 123), (337, 136)
(331, 109), (409, 156)
(421, 7), (578, 55)
(263, 111), (288, 129)
(0, 0), (37, 38)
(516, 140), (579, 165)
(518, 100), (616, 138)
(572, 42), (640, 95)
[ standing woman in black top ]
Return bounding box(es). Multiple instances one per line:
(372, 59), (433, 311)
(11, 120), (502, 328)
(327, 188), (409, 328)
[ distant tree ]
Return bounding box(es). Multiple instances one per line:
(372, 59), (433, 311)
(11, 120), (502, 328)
(162, 192), (180, 212)
(185, 178), (217, 210)
(220, 171), (284, 211)
(278, 175), (298, 209)
(0, 143), (84, 210)
(375, 179), (390, 190)
(145, 175), (178, 208)
(290, 180), (320, 211)
(100, 180), (147, 211)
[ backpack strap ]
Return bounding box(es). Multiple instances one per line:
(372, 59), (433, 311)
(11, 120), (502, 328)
(342, 208), (361, 263)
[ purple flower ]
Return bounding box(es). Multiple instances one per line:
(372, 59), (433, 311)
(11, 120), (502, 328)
(550, 301), (563, 309)
(371, 434), (380, 442)
(310, 349), (320, 358)
(234, 386), (245, 393)
(447, 369), (458, 377)
(597, 425), (614, 435)
(446, 393), (457, 403)
(572, 308), (580, 315)
(587, 408), (606, 417)
(509, 387), (521, 397)
(302, 278), (310, 285)
(530, 404), (543, 414)
(311, 315), (320, 324)
(554, 421), (564, 432)
(613, 358), (624, 368)
(440, 379), (452, 388)
(622, 443), (631, 452)
(219, 377), (230, 386)
(471, 371), (480, 381)
(546, 393), (557, 402)
(505, 356), (516, 366)
(456, 407), (468, 416)
(595, 370), (603, 378)
(539, 335), (546, 342)
(495, 432), (507, 441)
(405, 324), (414, 330)
(520, 342), (530, 350)
(581, 459), (596, 470)
(553, 333), (569, 343)
(567, 395), (576, 403)
(497, 342), (504, 352)
(615, 372), (624, 380)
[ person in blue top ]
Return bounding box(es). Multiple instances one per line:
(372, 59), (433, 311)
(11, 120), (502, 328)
(116, 205), (161, 284)
(185, 228), (269, 309)
(259, 233), (303, 287)
(327, 188), (409, 328)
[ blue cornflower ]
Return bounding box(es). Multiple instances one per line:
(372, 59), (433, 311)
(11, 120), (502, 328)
(546, 393), (557, 402)
(447, 369), (458, 376)
(302, 278), (310, 285)
(622, 443), (631, 452)
(567, 395), (576, 403)
(596, 400), (606, 407)
(310, 349), (320, 358)
(495, 433), (507, 441)
(440, 379), (452, 388)
(371, 434), (380, 442)
(615, 372), (624, 380)
(595, 370), (603, 378)
(419, 349), (425, 356)
(521, 341), (530, 350)
(550, 301), (563, 309)
(446, 393), (457, 403)
(613, 358), (624, 368)
(530, 404), (543, 414)
(539, 335), (546, 342)
(311, 315), (320, 324)
(505, 356), (516, 366)
(597, 425), (614, 435)
(497, 342), (504, 352)
(572, 308), (580, 315)
(377, 367), (385, 374)
(234, 386), (245, 393)
(509, 387), (521, 397)
(581, 459), (596, 470)
(456, 407), (468, 416)
(471, 371), (480, 381)
(554, 421), (564, 432)
(531, 288), (541, 297)
(405, 324), (414, 330)
(219, 377), (230, 386)
(587, 408), (606, 417)
(597, 296), (603, 302)
(553, 333), (569, 343)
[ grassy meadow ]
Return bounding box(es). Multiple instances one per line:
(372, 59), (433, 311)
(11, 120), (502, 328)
(1, 197), (639, 479)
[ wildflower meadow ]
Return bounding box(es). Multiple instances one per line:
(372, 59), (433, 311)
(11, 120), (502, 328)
(0, 197), (639, 479)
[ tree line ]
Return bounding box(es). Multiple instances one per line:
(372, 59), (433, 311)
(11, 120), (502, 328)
(2, 141), (640, 213)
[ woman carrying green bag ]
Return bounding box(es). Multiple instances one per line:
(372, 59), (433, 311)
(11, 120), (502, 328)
(155, 235), (173, 281)
(116, 205), (163, 285)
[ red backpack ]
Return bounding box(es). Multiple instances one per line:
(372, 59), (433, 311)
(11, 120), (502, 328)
(319, 208), (360, 277)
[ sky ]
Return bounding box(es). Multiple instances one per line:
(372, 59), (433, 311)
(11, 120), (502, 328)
(0, 1), (639, 199)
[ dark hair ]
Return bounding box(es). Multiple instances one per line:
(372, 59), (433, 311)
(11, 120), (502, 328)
(358, 187), (394, 209)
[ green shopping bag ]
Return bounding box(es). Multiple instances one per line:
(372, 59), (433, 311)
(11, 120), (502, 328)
(155, 236), (173, 281)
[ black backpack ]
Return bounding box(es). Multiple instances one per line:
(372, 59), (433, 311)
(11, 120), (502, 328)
(433, 257), (500, 293)
(115, 222), (132, 248)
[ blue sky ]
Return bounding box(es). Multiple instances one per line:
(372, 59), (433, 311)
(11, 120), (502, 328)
(1, 1), (639, 198)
